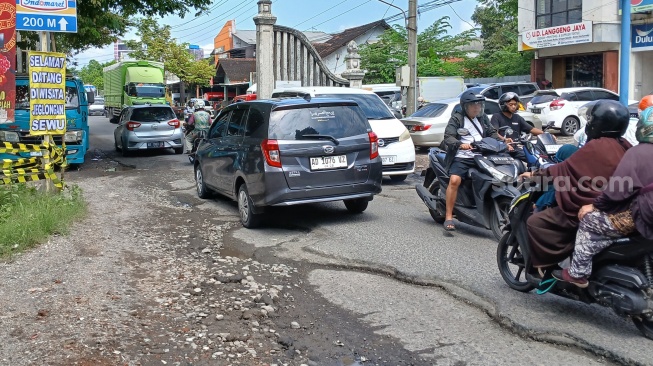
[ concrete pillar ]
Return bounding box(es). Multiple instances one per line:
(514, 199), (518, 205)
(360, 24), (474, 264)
(254, 0), (277, 99)
(340, 41), (365, 89)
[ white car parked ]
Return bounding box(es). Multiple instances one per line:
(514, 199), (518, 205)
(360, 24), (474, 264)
(527, 87), (637, 136)
(271, 87), (416, 181)
(401, 98), (538, 148)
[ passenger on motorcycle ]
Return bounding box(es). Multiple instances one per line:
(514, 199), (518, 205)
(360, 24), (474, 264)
(184, 100), (212, 154)
(552, 106), (653, 287)
(491, 92), (544, 163)
(519, 100), (632, 276)
(440, 90), (512, 231)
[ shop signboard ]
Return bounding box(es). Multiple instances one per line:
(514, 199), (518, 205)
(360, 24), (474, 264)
(632, 23), (653, 52)
(619, 0), (653, 15)
(521, 21), (593, 50)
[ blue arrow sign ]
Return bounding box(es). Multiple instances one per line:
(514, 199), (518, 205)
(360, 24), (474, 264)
(17, 14), (77, 32)
(16, 0), (78, 33)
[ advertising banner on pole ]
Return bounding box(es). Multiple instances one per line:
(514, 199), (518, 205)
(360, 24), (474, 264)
(0, 0), (16, 124)
(28, 51), (66, 135)
(619, 0), (653, 15)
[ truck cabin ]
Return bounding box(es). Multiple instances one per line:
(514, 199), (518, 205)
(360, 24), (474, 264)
(125, 83), (165, 98)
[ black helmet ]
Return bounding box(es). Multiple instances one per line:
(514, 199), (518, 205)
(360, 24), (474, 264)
(582, 100), (630, 141)
(499, 92), (520, 112)
(459, 90), (485, 117)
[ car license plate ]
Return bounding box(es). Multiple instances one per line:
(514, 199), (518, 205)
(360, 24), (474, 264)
(381, 155), (396, 165)
(545, 145), (562, 154)
(531, 108), (542, 114)
(310, 155), (347, 170)
(147, 142), (164, 148)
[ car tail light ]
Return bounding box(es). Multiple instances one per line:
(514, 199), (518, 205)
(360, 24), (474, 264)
(368, 131), (379, 160)
(550, 98), (565, 111)
(168, 119), (180, 128)
(126, 121), (141, 131)
(412, 124), (432, 132)
(261, 139), (281, 168)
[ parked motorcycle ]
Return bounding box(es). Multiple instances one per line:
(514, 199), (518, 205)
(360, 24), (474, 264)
(496, 187), (653, 340)
(415, 127), (525, 241)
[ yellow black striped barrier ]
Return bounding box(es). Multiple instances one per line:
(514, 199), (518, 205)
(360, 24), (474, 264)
(0, 141), (66, 189)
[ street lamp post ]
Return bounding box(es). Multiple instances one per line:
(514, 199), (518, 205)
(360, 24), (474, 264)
(619, 0), (630, 106)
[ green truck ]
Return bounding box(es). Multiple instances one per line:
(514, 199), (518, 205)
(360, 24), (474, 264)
(103, 60), (166, 117)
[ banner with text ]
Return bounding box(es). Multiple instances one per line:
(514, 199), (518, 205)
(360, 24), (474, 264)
(28, 51), (66, 135)
(0, 0), (16, 124)
(521, 21), (593, 50)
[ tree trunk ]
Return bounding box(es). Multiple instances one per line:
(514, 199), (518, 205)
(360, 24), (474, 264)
(179, 80), (186, 106)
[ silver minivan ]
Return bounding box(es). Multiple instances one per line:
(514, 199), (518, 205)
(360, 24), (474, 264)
(194, 98), (383, 228)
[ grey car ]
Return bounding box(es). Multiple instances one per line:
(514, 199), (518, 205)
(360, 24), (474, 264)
(194, 98), (383, 228)
(111, 104), (184, 156)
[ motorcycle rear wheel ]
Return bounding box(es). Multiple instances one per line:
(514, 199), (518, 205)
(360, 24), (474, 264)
(633, 317), (653, 340)
(497, 232), (535, 292)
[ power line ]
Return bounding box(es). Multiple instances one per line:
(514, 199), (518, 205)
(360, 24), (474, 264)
(170, 0), (230, 29)
(448, 3), (476, 31)
(303, 0), (373, 32)
(293, 0), (350, 28)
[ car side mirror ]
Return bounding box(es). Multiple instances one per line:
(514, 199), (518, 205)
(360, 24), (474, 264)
(86, 92), (95, 105)
(110, 116), (119, 124)
(457, 128), (470, 136)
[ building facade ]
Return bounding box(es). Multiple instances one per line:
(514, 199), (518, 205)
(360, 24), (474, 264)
(518, 0), (653, 99)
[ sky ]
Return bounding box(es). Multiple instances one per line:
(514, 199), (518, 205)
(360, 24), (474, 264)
(71, 0), (478, 67)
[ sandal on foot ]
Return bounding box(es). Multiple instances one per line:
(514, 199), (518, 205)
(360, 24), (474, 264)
(444, 220), (456, 231)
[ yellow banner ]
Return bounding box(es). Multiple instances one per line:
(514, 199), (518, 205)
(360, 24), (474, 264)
(28, 51), (66, 136)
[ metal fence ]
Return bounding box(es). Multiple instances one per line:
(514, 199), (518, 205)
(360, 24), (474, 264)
(464, 75), (532, 84)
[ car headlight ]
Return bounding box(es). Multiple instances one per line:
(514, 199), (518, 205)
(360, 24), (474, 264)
(0, 131), (19, 142)
(399, 128), (411, 142)
(478, 159), (514, 183)
(64, 130), (83, 142)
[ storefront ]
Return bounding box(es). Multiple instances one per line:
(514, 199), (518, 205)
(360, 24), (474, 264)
(630, 22), (653, 99)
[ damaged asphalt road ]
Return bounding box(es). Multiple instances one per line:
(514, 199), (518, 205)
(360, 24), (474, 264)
(0, 117), (646, 365)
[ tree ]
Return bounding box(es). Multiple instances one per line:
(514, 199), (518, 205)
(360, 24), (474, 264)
(17, 0), (212, 58)
(77, 59), (117, 92)
(471, 0), (533, 77)
(359, 17), (476, 84)
(125, 17), (216, 103)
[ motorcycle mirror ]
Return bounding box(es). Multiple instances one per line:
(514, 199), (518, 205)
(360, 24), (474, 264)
(505, 128), (514, 136)
(457, 128), (470, 136)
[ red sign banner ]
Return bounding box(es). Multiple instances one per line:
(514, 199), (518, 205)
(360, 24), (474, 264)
(0, 0), (15, 124)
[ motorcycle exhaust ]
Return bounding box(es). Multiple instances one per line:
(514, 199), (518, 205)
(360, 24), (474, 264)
(415, 184), (439, 212)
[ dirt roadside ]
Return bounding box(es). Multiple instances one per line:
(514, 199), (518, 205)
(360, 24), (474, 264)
(0, 157), (429, 366)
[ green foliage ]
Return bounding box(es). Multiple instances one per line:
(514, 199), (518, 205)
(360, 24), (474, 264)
(77, 59), (117, 92)
(359, 17), (476, 83)
(0, 184), (86, 259)
(471, 0), (533, 77)
(125, 17), (215, 87)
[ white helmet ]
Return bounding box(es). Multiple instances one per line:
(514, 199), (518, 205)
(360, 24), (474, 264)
(194, 100), (206, 110)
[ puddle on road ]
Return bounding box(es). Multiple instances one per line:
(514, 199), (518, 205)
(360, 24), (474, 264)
(219, 246), (249, 259)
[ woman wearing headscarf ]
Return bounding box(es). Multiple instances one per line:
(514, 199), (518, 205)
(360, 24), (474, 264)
(534, 144), (579, 212)
(519, 100), (632, 275)
(552, 106), (653, 287)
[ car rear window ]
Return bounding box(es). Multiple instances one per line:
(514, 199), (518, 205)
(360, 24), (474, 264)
(130, 107), (175, 122)
(315, 93), (394, 119)
(268, 105), (369, 140)
(410, 103), (448, 117)
(530, 95), (558, 105)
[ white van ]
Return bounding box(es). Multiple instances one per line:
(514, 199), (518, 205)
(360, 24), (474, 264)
(271, 87), (416, 181)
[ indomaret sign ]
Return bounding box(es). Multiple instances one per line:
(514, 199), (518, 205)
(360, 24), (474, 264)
(521, 21), (593, 50)
(28, 51), (66, 135)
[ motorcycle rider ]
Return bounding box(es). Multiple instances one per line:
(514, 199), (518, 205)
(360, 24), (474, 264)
(491, 92), (544, 162)
(417, 96), (426, 110)
(440, 90), (513, 231)
(519, 100), (632, 276)
(553, 106), (653, 287)
(184, 99), (211, 154)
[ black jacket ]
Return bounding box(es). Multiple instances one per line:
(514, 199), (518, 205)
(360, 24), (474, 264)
(440, 111), (500, 170)
(440, 111), (500, 151)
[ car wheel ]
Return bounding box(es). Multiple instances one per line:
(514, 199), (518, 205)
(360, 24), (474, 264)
(121, 139), (131, 157)
(195, 164), (212, 199)
(238, 185), (262, 228)
(114, 138), (120, 152)
(390, 174), (407, 182)
(344, 198), (369, 213)
(561, 116), (579, 136)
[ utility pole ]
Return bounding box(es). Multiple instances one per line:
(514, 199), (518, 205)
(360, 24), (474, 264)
(406, 0), (418, 116)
